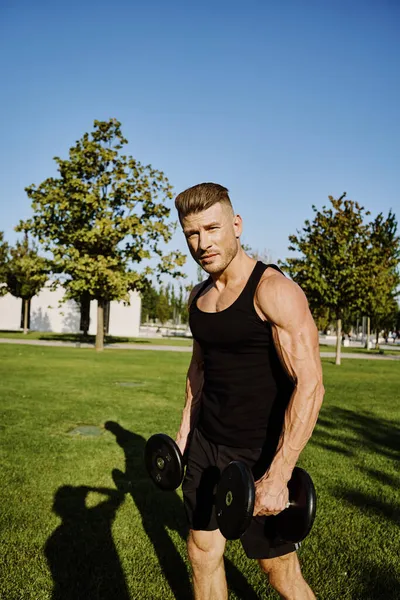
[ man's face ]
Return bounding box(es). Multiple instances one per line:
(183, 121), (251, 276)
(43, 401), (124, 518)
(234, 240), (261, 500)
(181, 203), (242, 274)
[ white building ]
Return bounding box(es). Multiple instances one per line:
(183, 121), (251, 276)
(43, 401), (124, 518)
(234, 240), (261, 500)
(0, 283), (142, 337)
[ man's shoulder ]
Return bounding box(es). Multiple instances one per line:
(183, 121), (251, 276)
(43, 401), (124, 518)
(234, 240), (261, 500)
(188, 279), (210, 305)
(257, 265), (291, 293)
(256, 267), (307, 324)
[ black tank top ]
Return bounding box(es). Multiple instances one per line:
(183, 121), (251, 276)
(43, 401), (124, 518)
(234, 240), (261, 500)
(189, 261), (294, 449)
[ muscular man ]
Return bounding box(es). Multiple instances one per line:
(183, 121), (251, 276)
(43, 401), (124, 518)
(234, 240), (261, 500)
(174, 183), (324, 600)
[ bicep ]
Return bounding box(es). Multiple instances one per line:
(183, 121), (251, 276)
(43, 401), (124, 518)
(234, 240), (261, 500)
(272, 309), (321, 389)
(260, 278), (322, 387)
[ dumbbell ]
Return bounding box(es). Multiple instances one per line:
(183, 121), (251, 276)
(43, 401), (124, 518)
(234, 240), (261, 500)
(144, 433), (185, 491)
(215, 461), (316, 543)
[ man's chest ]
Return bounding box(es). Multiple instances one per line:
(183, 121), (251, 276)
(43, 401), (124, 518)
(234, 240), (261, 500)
(196, 285), (242, 313)
(196, 284), (266, 321)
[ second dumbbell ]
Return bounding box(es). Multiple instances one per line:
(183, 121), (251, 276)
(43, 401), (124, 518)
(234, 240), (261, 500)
(144, 433), (184, 491)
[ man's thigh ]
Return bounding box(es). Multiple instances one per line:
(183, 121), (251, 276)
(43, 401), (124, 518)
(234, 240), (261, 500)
(182, 428), (220, 530)
(240, 515), (300, 559)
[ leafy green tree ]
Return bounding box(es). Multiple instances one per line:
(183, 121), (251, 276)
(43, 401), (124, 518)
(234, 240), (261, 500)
(6, 235), (48, 334)
(372, 298), (399, 344)
(197, 264), (204, 283)
(140, 283), (159, 323)
(156, 287), (171, 325)
(0, 232), (9, 296)
(177, 284), (190, 325)
(165, 283), (172, 314)
(363, 210), (400, 348)
(281, 193), (371, 365)
(18, 119), (185, 350)
(78, 292), (91, 337)
(170, 284), (178, 324)
(395, 308), (400, 334)
(242, 245), (273, 264)
(312, 306), (331, 334)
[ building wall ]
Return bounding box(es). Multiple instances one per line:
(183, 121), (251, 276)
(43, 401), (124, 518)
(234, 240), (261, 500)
(0, 293), (22, 330)
(30, 286), (81, 333)
(0, 284), (141, 337)
(88, 294), (141, 338)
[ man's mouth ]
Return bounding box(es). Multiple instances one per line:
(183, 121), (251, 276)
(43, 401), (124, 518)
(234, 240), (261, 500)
(200, 254), (217, 261)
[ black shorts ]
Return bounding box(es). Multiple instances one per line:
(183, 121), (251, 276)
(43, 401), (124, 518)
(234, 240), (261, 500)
(182, 428), (299, 559)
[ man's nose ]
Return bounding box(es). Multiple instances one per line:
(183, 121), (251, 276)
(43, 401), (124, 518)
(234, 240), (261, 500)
(198, 231), (211, 251)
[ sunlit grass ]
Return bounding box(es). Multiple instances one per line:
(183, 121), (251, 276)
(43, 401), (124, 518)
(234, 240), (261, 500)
(0, 344), (399, 599)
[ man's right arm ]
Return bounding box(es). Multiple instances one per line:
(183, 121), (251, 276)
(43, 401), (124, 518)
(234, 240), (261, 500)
(175, 338), (204, 455)
(175, 285), (205, 456)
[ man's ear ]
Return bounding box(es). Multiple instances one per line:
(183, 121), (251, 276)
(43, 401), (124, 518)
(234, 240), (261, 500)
(233, 213), (243, 238)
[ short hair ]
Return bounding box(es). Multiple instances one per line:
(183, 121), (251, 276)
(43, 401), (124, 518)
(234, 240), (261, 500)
(175, 183), (233, 218)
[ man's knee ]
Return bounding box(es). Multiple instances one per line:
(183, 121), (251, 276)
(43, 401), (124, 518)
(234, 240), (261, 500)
(258, 551), (301, 582)
(259, 552), (315, 600)
(187, 530), (226, 570)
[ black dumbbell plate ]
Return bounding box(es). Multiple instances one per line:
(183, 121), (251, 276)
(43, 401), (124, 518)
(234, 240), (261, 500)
(216, 461), (255, 540)
(275, 467), (317, 543)
(144, 433), (184, 491)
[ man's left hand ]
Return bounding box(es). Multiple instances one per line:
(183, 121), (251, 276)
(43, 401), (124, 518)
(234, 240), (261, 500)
(253, 476), (289, 517)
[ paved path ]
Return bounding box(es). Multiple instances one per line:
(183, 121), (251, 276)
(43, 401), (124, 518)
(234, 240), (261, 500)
(319, 351), (400, 361)
(1, 337), (399, 360)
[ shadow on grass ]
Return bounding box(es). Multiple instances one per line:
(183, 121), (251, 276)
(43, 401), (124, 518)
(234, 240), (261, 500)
(38, 333), (141, 344)
(311, 406), (400, 460)
(105, 421), (259, 600)
(335, 488), (400, 528)
(351, 560), (400, 600)
(358, 467), (400, 489)
(0, 330), (156, 344)
(44, 485), (129, 600)
(311, 407), (400, 599)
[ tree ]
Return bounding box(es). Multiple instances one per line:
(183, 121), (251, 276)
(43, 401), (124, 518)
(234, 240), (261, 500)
(363, 210), (400, 348)
(0, 232), (9, 296)
(156, 287), (171, 325)
(18, 119), (186, 350)
(169, 284), (178, 324)
(140, 283), (159, 323)
(242, 245), (273, 264)
(372, 298), (399, 343)
(197, 264), (204, 283)
(178, 284), (189, 324)
(281, 193), (372, 365)
(5, 235), (48, 334)
(312, 305), (332, 334)
(395, 308), (400, 334)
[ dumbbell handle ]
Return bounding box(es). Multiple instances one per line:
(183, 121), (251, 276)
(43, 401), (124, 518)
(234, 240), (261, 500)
(256, 501), (292, 515)
(285, 500), (301, 509)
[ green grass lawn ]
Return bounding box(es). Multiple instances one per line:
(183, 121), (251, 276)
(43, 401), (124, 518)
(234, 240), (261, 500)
(0, 345), (399, 600)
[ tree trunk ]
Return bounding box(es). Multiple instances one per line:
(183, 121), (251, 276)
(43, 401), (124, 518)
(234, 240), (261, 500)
(335, 318), (342, 366)
(375, 328), (379, 350)
(95, 301), (104, 351)
(23, 298), (29, 335)
(366, 316), (371, 350)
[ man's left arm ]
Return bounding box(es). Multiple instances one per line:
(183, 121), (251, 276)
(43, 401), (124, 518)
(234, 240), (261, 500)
(254, 274), (325, 516)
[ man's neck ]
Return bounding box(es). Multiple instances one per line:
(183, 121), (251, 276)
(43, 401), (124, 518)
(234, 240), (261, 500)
(210, 251), (257, 290)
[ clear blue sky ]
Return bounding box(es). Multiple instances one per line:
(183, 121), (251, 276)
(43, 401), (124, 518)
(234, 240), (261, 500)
(1, 0), (399, 285)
